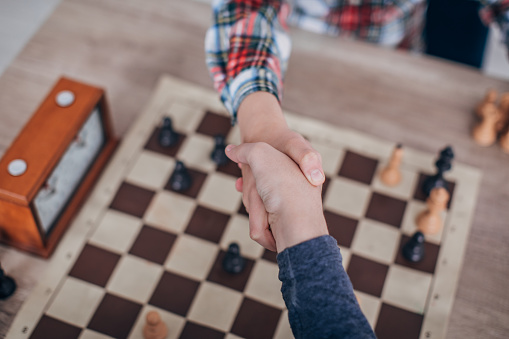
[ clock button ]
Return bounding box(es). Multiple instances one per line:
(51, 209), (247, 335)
(56, 90), (75, 107)
(8, 159), (27, 176)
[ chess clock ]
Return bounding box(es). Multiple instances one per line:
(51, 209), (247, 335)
(0, 77), (117, 257)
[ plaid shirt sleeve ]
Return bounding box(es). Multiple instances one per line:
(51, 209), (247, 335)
(480, 0), (509, 49)
(205, 0), (291, 122)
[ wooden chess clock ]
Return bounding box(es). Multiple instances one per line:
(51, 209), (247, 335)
(0, 77), (117, 257)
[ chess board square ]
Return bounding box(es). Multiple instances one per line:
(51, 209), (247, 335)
(220, 215), (265, 259)
(217, 159), (242, 177)
(198, 172), (242, 214)
(144, 190), (195, 233)
(372, 164), (419, 200)
(323, 177), (371, 219)
(106, 255), (163, 304)
(207, 250), (255, 292)
(354, 290), (382, 329)
(350, 219), (400, 265)
(187, 281), (243, 332)
(395, 235), (440, 274)
(374, 303), (423, 339)
(185, 205), (230, 243)
(89, 210), (143, 254)
(109, 182), (155, 218)
(262, 249), (278, 264)
(30, 315), (81, 339)
(347, 254), (389, 297)
(273, 310), (293, 339)
(321, 177), (331, 201)
(144, 126), (185, 157)
(68, 244), (120, 287)
(127, 305), (185, 339)
(244, 260), (285, 309)
(46, 277), (104, 327)
(179, 322), (225, 339)
(365, 192), (407, 228)
(177, 134), (217, 172)
(339, 246), (352, 269)
(310, 141), (344, 177)
(338, 151), (379, 185)
(382, 265), (432, 314)
(148, 271), (200, 316)
(413, 173), (456, 208)
(401, 200), (446, 244)
(324, 210), (358, 248)
(230, 298), (282, 339)
(129, 225), (176, 264)
(165, 234), (219, 281)
(79, 329), (114, 339)
(126, 150), (175, 190)
(164, 167), (207, 199)
(167, 102), (205, 134)
(196, 111), (232, 137)
(87, 293), (142, 339)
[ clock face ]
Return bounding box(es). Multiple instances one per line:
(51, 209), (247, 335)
(33, 107), (106, 235)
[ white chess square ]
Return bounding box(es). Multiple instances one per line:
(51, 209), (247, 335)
(79, 329), (115, 339)
(354, 290), (382, 329)
(382, 265), (433, 314)
(339, 246), (352, 270)
(310, 141), (344, 177)
(46, 277), (105, 327)
(177, 134), (216, 172)
(127, 305), (185, 339)
(165, 234), (219, 281)
(106, 255), (163, 304)
(126, 150), (175, 190)
(220, 215), (265, 259)
(89, 210), (143, 254)
(144, 190), (196, 233)
(350, 219), (400, 265)
(166, 101), (204, 134)
(323, 177), (371, 218)
(245, 260), (285, 309)
(273, 310), (293, 339)
(198, 172), (242, 214)
(187, 281), (243, 332)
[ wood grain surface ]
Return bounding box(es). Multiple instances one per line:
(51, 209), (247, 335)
(0, 0), (508, 337)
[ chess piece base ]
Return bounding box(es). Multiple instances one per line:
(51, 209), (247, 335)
(0, 275), (16, 300)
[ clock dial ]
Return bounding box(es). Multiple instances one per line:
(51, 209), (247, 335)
(33, 108), (106, 234)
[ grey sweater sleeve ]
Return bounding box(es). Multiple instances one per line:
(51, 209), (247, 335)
(277, 235), (376, 339)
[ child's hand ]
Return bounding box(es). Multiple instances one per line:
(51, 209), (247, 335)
(226, 143), (328, 252)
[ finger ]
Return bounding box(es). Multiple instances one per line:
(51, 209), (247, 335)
(235, 177), (243, 193)
(281, 136), (325, 186)
(248, 191), (277, 251)
(225, 144), (252, 165)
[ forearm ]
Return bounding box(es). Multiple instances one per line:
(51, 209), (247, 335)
(277, 236), (376, 339)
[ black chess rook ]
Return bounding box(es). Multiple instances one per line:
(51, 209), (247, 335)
(222, 243), (246, 274)
(158, 117), (179, 147)
(211, 134), (228, 166)
(422, 146), (454, 197)
(168, 161), (192, 192)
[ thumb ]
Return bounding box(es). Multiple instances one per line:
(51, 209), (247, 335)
(280, 136), (325, 186)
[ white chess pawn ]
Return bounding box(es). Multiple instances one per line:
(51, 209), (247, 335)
(416, 187), (450, 235)
(476, 89), (497, 118)
(143, 311), (168, 339)
(380, 144), (403, 186)
(472, 103), (502, 146)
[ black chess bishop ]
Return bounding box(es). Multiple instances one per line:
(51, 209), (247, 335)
(0, 265), (16, 300)
(402, 231), (425, 262)
(222, 243), (246, 274)
(168, 161), (192, 192)
(210, 134), (228, 166)
(422, 146), (454, 197)
(158, 117), (179, 147)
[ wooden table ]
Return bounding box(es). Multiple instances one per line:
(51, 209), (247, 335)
(0, 0), (508, 337)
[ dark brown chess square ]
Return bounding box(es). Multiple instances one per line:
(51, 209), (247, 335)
(375, 303), (423, 339)
(365, 192), (407, 228)
(324, 210), (358, 248)
(185, 205), (230, 243)
(29, 315), (81, 339)
(164, 167), (207, 199)
(149, 271), (200, 316)
(68, 244), (120, 287)
(87, 293), (142, 339)
(230, 298), (282, 339)
(395, 235), (440, 274)
(129, 225), (176, 265)
(109, 182), (155, 218)
(144, 126), (186, 157)
(196, 111), (232, 137)
(413, 173), (455, 209)
(206, 250), (255, 292)
(262, 249), (278, 264)
(338, 151), (379, 185)
(179, 321), (225, 339)
(347, 254), (388, 297)
(217, 159), (242, 177)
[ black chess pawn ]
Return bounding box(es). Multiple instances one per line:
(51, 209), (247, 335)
(402, 231), (425, 262)
(210, 134), (228, 166)
(222, 243), (245, 274)
(158, 117), (179, 147)
(0, 266), (16, 300)
(422, 146), (454, 197)
(168, 161), (192, 191)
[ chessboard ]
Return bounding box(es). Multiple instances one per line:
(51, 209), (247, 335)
(7, 75), (481, 339)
